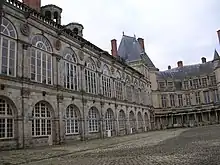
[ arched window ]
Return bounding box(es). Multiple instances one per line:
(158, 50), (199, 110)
(0, 18), (17, 76)
(32, 102), (52, 137)
(118, 110), (126, 130)
(85, 58), (97, 94)
(45, 11), (52, 19)
(64, 48), (78, 90)
(88, 107), (99, 132)
(115, 71), (123, 100)
(0, 98), (14, 139)
(129, 111), (136, 130)
(53, 11), (58, 22)
(105, 109), (114, 131)
(126, 76), (132, 102)
(73, 28), (79, 35)
(102, 65), (111, 97)
(144, 112), (149, 129)
(65, 105), (80, 135)
(30, 35), (52, 85)
(137, 112), (143, 129)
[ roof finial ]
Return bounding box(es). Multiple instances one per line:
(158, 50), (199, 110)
(122, 31), (124, 36)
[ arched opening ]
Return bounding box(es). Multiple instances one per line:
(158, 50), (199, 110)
(45, 11), (52, 20)
(105, 109), (114, 132)
(129, 111), (136, 133)
(88, 107), (99, 133)
(118, 110), (126, 134)
(53, 11), (59, 23)
(137, 112), (143, 131)
(65, 104), (81, 135)
(144, 112), (149, 131)
(73, 28), (79, 35)
(32, 102), (53, 137)
(0, 97), (16, 139)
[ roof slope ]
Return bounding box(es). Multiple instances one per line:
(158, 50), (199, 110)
(156, 61), (214, 80)
(117, 35), (156, 68)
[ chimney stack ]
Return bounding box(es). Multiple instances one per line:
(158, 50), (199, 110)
(201, 57), (206, 63)
(22, 0), (41, 12)
(177, 61), (183, 67)
(168, 65), (171, 70)
(137, 38), (145, 51)
(217, 30), (220, 44)
(111, 39), (117, 57)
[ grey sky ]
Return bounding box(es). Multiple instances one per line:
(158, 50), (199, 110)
(40, 0), (220, 70)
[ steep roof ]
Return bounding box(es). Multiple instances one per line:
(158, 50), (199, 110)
(156, 61), (214, 80)
(213, 49), (220, 61)
(117, 35), (156, 68)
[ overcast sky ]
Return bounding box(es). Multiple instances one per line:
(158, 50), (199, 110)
(40, 0), (220, 70)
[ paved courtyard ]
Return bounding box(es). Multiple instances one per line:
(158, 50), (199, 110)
(1, 125), (220, 165)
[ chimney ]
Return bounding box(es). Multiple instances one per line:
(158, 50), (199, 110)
(217, 30), (220, 44)
(111, 39), (117, 57)
(137, 38), (145, 51)
(177, 61), (183, 67)
(22, 0), (41, 12)
(168, 65), (171, 70)
(201, 57), (206, 63)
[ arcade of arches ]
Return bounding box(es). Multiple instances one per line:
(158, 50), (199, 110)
(0, 96), (151, 150)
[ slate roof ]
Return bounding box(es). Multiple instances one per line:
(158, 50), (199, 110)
(156, 61), (215, 80)
(117, 35), (156, 68)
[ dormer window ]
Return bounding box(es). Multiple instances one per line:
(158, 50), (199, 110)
(73, 28), (79, 35)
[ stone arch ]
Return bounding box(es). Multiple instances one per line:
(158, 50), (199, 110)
(45, 10), (52, 19)
(118, 109), (126, 131)
(88, 106), (100, 133)
(85, 57), (96, 70)
(65, 104), (81, 135)
(1, 17), (18, 38)
(63, 47), (78, 63)
(0, 95), (18, 141)
(105, 108), (114, 131)
(144, 112), (150, 130)
(31, 34), (53, 53)
(137, 111), (144, 130)
(129, 111), (136, 132)
(31, 100), (56, 144)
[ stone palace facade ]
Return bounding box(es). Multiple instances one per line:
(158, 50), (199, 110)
(1, 0), (220, 150)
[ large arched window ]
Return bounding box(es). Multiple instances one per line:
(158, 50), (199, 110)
(88, 107), (99, 132)
(0, 98), (14, 139)
(137, 112), (143, 129)
(64, 48), (78, 90)
(118, 110), (126, 130)
(115, 71), (123, 100)
(102, 65), (111, 97)
(65, 105), (80, 135)
(129, 111), (136, 130)
(30, 35), (53, 85)
(105, 109), (114, 131)
(0, 18), (17, 76)
(32, 102), (52, 137)
(85, 58), (97, 94)
(126, 76), (132, 102)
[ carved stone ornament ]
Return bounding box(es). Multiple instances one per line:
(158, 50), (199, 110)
(96, 60), (101, 68)
(54, 39), (61, 51)
(78, 50), (84, 61)
(20, 23), (30, 36)
(57, 94), (64, 103)
(20, 88), (31, 98)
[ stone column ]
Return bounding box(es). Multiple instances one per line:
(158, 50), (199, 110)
(181, 115), (184, 127)
(100, 101), (105, 139)
(97, 71), (102, 95)
(187, 114), (190, 127)
(125, 106), (130, 134)
(194, 113), (197, 126)
(208, 111), (211, 124)
(114, 104), (119, 136)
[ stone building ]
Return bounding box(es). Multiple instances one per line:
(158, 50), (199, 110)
(0, 0), (153, 150)
(151, 52), (220, 129)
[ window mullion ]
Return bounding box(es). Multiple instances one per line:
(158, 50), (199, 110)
(7, 39), (10, 75)
(40, 52), (43, 83)
(46, 54), (48, 84)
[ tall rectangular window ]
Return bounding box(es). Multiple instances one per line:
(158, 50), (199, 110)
(161, 95), (167, 108)
(178, 94), (183, 107)
(195, 92), (201, 104)
(170, 94), (175, 107)
(115, 81), (123, 100)
(203, 91), (210, 104)
(185, 94), (191, 105)
(193, 79), (199, 89)
(184, 81), (189, 90)
(212, 89), (219, 103)
(202, 78), (207, 87)
(210, 75), (217, 86)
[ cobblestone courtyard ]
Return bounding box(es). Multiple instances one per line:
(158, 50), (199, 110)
(1, 125), (220, 165)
